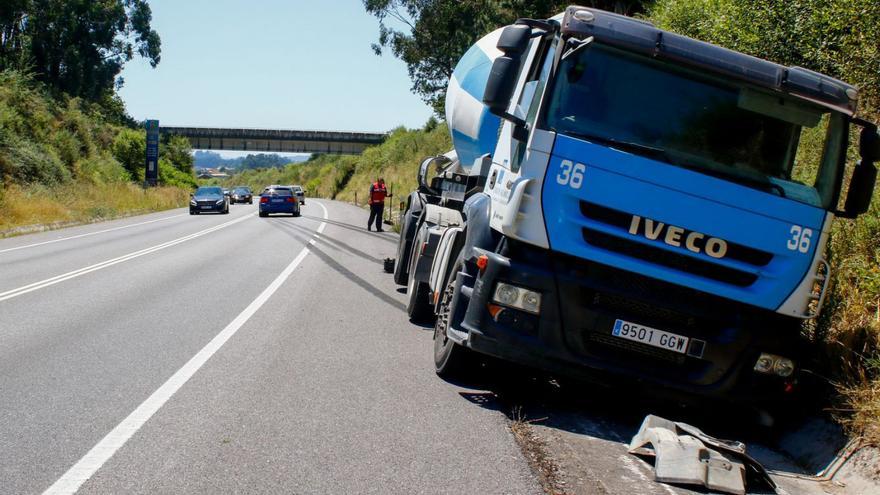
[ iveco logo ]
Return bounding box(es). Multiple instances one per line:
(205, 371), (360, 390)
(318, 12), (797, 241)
(628, 215), (728, 259)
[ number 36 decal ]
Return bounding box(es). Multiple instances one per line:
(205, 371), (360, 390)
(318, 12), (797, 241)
(787, 225), (813, 253)
(556, 160), (585, 189)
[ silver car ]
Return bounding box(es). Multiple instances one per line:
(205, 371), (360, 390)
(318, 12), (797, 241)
(290, 185), (305, 205)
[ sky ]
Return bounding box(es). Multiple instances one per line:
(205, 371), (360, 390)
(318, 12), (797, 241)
(118, 0), (434, 137)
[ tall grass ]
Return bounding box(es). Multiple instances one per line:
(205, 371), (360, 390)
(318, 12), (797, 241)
(0, 69), (196, 234)
(0, 182), (189, 235)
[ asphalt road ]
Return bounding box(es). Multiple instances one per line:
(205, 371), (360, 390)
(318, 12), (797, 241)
(1, 199), (864, 495)
(0, 200), (538, 494)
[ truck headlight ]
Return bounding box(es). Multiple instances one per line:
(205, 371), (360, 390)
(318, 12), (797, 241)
(754, 355), (775, 374)
(774, 358), (795, 377)
(492, 282), (541, 315)
(754, 353), (795, 377)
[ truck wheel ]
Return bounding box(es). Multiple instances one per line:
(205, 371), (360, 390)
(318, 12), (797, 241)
(393, 212), (413, 285)
(434, 271), (475, 378)
(406, 268), (432, 323)
(394, 200), (421, 285)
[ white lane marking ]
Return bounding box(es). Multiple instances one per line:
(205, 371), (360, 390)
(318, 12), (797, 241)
(42, 202), (329, 495)
(0, 214), (253, 303)
(0, 213), (186, 254)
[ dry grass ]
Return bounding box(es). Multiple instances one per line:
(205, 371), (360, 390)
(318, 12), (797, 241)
(0, 181), (189, 235)
(509, 408), (570, 495)
(821, 206), (880, 445)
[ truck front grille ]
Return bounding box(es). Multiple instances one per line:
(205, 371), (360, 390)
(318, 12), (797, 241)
(579, 201), (773, 266)
(582, 228), (758, 287)
(578, 201), (772, 288)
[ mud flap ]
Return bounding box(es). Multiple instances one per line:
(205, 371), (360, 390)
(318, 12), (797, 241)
(628, 415), (777, 495)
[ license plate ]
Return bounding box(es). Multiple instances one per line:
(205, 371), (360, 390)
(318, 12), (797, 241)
(271, 199), (283, 203)
(612, 319), (689, 354)
(200, 206), (211, 209)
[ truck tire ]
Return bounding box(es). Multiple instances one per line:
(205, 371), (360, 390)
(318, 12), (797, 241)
(434, 270), (475, 378)
(406, 268), (432, 323)
(394, 195), (422, 285)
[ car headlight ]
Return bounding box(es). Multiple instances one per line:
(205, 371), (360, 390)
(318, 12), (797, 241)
(491, 282), (541, 315)
(215, 199), (225, 205)
(190, 200), (197, 206)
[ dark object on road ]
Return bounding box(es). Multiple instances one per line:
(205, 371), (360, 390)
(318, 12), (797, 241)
(290, 185), (305, 205)
(230, 186), (253, 204)
(259, 185), (300, 217)
(384, 258), (395, 273)
(189, 186), (229, 215)
(629, 415), (776, 495)
(367, 177), (392, 231)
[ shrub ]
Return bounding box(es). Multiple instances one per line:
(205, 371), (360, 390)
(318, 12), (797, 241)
(111, 128), (145, 180)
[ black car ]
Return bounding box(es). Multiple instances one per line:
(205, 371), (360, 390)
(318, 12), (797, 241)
(190, 186), (229, 214)
(230, 186), (253, 204)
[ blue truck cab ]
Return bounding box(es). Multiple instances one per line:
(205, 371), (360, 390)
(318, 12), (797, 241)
(427, 6), (880, 414)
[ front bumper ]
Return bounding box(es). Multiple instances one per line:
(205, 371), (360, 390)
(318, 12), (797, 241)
(458, 241), (805, 406)
(190, 202), (225, 213)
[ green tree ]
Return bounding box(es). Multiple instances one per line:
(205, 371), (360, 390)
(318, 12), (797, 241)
(649, 0), (880, 120)
(162, 134), (194, 175)
(364, 0), (648, 115)
(111, 127), (145, 180)
(0, 0), (161, 101)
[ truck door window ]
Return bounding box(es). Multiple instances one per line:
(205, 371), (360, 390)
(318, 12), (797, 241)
(511, 39), (556, 172)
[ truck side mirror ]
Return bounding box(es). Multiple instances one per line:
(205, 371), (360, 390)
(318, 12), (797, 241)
(483, 25), (530, 136)
(418, 156), (444, 195)
(842, 125), (879, 218)
(483, 56), (521, 115)
(496, 24), (531, 55)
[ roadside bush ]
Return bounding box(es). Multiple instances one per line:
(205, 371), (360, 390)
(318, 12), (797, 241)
(79, 153), (129, 184)
(0, 136), (69, 185)
(111, 128), (145, 180)
(158, 157), (197, 189)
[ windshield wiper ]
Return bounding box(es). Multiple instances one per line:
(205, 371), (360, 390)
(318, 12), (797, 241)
(563, 131), (786, 198)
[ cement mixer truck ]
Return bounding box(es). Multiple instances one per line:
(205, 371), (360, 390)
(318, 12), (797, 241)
(395, 6), (880, 414)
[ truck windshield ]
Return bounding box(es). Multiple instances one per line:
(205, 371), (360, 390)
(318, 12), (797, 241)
(544, 43), (847, 209)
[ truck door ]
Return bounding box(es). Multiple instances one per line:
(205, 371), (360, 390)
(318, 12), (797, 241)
(486, 36), (557, 249)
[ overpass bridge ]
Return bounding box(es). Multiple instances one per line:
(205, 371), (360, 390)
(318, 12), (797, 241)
(160, 126), (387, 154)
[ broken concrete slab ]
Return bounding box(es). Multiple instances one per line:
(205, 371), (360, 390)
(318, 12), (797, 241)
(628, 415), (776, 495)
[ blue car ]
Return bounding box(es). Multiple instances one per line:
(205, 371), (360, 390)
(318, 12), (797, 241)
(190, 186), (229, 215)
(259, 186), (301, 217)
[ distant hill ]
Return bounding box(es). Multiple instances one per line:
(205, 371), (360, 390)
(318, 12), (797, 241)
(193, 151), (309, 171)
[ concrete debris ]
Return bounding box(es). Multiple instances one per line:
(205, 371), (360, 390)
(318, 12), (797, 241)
(628, 415), (777, 495)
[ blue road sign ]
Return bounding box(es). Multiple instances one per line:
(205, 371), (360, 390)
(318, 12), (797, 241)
(145, 119), (159, 186)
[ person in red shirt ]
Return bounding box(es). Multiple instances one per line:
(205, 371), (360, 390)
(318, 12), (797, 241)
(368, 177), (392, 232)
